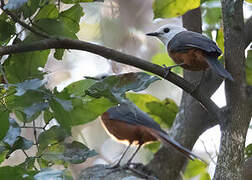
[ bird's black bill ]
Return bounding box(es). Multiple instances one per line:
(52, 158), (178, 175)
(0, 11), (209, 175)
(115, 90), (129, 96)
(146, 32), (160, 36)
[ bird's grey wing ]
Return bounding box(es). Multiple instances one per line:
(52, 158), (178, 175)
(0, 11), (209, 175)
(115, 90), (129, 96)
(168, 31), (222, 57)
(107, 103), (166, 134)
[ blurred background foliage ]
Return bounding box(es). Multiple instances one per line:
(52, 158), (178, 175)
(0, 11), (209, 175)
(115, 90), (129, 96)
(0, 0), (251, 179)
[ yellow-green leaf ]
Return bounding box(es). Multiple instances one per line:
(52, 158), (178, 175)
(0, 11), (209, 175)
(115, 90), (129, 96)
(153, 0), (200, 19)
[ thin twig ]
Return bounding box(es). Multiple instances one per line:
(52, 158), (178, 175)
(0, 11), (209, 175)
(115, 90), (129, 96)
(21, 125), (44, 129)
(200, 140), (216, 165)
(22, 149), (29, 158)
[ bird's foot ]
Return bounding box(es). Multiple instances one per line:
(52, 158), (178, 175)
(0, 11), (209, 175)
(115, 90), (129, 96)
(122, 163), (157, 180)
(106, 162), (121, 169)
(162, 63), (184, 79)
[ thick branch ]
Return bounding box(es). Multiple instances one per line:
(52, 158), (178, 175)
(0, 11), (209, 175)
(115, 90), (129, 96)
(0, 37), (220, 119)
(214, 0), (251, 179)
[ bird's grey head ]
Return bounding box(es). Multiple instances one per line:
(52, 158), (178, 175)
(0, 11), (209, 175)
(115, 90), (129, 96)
(146, 25), (187, 46)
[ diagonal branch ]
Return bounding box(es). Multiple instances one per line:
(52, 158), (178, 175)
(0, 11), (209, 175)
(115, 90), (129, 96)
(0, 37), (221, 120)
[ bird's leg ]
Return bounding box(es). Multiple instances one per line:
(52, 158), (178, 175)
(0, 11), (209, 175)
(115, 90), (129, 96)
(163, 63), (185, 78)
(108, 142), (132, 169)
(126, 144), (142, 166)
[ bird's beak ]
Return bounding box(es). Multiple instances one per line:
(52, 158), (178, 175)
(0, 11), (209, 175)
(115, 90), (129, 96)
(146, 32), (160, 36)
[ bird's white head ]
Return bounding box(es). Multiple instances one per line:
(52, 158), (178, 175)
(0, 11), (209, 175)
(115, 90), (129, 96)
(146, 24), (187, 46)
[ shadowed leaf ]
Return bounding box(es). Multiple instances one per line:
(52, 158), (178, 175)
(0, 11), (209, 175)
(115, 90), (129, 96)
(0, 111), (10, 141)
(6, 136), (33, 157)
(14, 79), (45, 96)
(3, 118), (21, 146)
(0, 166), (36, 180)
(85, 72), (160, 103)
(245, 143), (252, 160)
(42, 141), (97, 164)
(38, 126), (70, 152)
(3, 0), (27, 10)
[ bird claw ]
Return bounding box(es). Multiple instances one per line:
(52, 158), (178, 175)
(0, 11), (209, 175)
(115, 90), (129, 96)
(162, 63), (184, 79)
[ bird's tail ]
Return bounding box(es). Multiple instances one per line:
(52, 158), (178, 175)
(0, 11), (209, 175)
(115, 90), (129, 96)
(206, 56), (234, 81)
(149, 129), (200, 160)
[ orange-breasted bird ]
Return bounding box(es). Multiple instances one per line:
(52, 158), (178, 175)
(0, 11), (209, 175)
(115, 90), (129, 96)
(146, 25), (234, 81)
(101, 103), (198, 167)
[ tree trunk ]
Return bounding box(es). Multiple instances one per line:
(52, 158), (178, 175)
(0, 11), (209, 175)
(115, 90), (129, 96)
(213, 0), (251, 179)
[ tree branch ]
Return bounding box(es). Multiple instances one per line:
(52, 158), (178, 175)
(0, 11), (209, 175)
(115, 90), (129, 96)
(0, 37), (221, 119)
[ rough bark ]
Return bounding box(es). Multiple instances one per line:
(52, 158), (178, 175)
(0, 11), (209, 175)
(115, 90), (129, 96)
(213, 0), (251, 179)
(147, 8), (222, 180)
(77, 164), (158, 180)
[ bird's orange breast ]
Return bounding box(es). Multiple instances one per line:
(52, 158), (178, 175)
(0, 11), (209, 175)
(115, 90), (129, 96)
(101, 112), (157, 145)
(168, 48), (209, 71)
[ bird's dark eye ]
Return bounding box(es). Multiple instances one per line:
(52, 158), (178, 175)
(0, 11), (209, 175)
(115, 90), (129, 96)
(163, 28), (170, 33)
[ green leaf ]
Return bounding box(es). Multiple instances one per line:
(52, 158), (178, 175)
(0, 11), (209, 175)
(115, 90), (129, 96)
(86, 72), (160, 103)
(127, 93), (178, 128)
(3, 118), (21, 146)
(246, 50), (252, 85)
(19, 157), (36, 170)
(144, 141), (161, 153)
(6, 90), (45, 110)
(54, 49), (65, 60)
(34, 4), (59, 21)
(49, 98), (73, 129)
(0, 111), (10, 141)
(0, 166), (36, 180)
(153, 0), (200, 19)
(151, 52), (182, 75)
(14, 79), (45, 96)
(245, 143), (252, 159)
(201, 1), (222, 30)
(42, 141), (97, 164)
(6, 136), (33, 157)
(59, 4), (84, 33)
(43, 109), (54, 124)
(3, 50), (50, 83)
(22, 0), (40, 19)
(245, 0), (252, 3)
(38, 126), (70, 152)
(199, 172), (211, 180)
(34, 169), (73, 180)
(0, 20), (16, 45)
(34, 19), (78, 39)
(63, 141), (97, 163)
(126, 93), (160, 112)
(0, 141), (8, 164)
(216, 27), (224, 53)
(63, 79), (96, 97)
(184, 159), (208, 178)
(146, 98), (178, 128)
